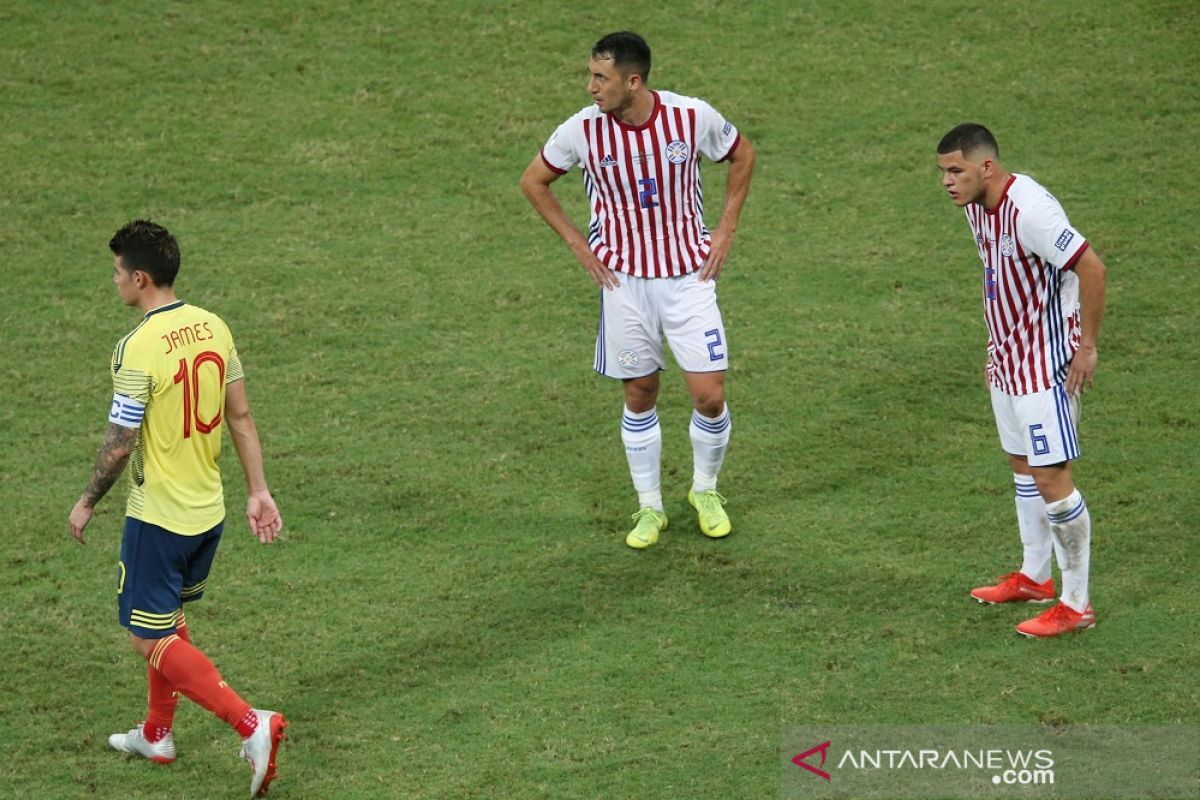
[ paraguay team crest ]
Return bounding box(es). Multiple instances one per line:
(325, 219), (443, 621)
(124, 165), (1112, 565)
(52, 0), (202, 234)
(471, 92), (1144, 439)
(665, 140), (689, 164)
(617, 350), (640, 368)
(1000, 234), (1015, 257)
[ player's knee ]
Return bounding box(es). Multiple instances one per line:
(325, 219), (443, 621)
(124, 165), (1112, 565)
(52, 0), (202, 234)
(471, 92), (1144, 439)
(623, 380), (658, 412)
(1031, 464), (1074, 503)
(1037, 482), (1076, 505)
(692, 391), (725, 418)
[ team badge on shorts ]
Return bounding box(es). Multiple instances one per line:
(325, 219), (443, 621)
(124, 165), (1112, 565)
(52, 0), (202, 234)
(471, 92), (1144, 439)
(1000, 234), (1015, 257)
(665, 140), (689, 164)
(617, 350), (640, 368)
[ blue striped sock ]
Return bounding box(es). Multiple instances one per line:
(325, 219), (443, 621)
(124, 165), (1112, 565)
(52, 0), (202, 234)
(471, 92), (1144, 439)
(1046, 489), (1091, 611)
(1014, 474), (1052, 584)
(622, 406), (662, 510)
(689, 406), (731, 492)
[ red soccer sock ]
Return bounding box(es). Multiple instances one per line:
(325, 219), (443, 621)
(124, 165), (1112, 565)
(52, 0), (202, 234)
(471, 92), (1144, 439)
(147, 634), (258, 738)
(143, 620), (190, 742)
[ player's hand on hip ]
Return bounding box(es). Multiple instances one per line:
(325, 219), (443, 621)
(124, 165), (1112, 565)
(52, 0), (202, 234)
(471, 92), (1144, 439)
(246, 491), (283, 544)
(68, 498), (93, 545)
(699, 232), (733, 282)
(1065, 344), (1098, 396)
(573, 244), (619, 289)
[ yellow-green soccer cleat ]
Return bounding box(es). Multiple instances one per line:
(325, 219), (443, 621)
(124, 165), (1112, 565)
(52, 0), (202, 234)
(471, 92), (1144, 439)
(625, 508), (668, 549)
(688, 490), (731, 538)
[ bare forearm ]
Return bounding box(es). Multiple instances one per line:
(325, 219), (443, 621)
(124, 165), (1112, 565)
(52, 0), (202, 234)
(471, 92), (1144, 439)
(521, 161), (619, 289)
(1078, 278), (1106, 349)
(228, 414), (270, 494)
(1076, 252), (1108, 348)
(716, 141), (756, 235)
(522, 180), (590, 252)
(81, 424), (136, 507)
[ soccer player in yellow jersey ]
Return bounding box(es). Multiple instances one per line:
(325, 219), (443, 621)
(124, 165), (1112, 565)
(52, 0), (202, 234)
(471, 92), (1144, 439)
(68, 220), (287, 798)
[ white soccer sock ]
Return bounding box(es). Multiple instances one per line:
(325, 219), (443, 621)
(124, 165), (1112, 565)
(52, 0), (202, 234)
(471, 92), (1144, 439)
(689, 405), (731, 493)
(1046, 489), (1091, 612)
(1014, 474), (1053, 584)
(621, 406), (663, 511)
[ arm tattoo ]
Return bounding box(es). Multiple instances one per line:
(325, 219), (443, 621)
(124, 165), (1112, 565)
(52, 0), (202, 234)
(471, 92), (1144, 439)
(82, 423), (138, 506)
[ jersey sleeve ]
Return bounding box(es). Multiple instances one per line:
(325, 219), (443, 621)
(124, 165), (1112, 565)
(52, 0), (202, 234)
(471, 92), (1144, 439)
(540, 116), (582, 174)
(109, 338), (153, 428)
(226, 345), (244, 383)
(111, 339), (153, 404)
(211, 316), (244, 383)
(694, 100), (740, 162)
(1017, 190), (1088, 270)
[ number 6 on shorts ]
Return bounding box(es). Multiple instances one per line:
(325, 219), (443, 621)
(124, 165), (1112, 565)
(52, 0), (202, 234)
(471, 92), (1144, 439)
(1029, 423), (1050, 456)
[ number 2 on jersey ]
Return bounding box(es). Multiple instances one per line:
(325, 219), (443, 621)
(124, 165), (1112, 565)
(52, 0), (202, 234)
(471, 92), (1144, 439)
(173, 351), (226, 438)
(638, 177), (659, 209)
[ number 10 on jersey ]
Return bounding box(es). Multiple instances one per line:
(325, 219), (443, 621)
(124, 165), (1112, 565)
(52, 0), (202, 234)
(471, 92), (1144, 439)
(173, 351), (226, 438)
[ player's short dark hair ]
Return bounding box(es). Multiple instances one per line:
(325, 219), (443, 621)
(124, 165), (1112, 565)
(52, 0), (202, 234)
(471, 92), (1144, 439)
(938, 123), (1000, 159)
(592, 31), (651, 82)
(109, 219), (180, 287)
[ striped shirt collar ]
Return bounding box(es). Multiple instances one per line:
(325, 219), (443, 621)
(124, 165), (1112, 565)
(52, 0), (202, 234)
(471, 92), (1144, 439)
(144, 300), (185, 319)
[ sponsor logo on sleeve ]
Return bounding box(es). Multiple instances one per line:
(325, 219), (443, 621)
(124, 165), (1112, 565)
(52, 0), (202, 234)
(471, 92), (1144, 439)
(722, 121), (733, 137)
(1054, 229), (1075, 251)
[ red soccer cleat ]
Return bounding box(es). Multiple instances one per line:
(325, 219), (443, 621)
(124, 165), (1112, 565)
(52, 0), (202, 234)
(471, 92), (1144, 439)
(970, 572), (1055, 604)
(1016, 602), (1096, 638)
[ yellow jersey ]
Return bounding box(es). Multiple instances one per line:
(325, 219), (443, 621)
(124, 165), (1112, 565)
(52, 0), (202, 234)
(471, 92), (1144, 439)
(109, 301), (244, 534)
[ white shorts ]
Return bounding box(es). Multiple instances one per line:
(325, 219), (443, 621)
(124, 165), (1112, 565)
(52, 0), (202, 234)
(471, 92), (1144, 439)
(594, 271), (728, 379)
(990, 384), (1081, 466)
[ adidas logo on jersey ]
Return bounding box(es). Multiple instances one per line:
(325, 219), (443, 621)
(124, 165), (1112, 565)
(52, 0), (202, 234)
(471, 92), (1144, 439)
(599, 154), (617, 168)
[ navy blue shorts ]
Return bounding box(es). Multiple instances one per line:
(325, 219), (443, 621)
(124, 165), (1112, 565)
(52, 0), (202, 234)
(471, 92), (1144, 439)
(117, 517), (223, 639)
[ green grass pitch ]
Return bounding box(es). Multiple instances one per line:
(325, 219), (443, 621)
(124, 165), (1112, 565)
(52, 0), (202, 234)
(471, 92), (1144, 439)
(1, 1), (1197, 797)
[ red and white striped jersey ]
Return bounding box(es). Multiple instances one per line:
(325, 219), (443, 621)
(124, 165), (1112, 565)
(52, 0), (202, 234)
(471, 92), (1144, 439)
(541, 90), (741, 279)
(961, 174), (1090, 396)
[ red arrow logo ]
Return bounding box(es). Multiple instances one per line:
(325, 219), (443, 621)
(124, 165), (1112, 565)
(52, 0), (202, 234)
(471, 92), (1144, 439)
(792, 740), (832, 781)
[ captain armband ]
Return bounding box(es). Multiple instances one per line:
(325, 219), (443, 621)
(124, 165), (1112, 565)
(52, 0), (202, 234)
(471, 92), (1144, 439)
(108, 393), (146, 429)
